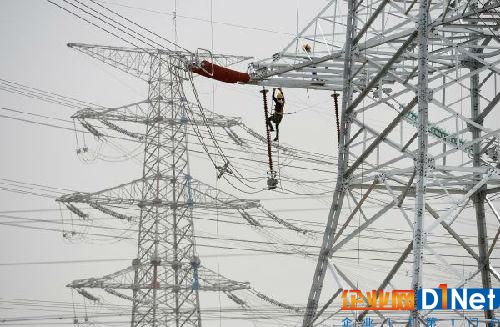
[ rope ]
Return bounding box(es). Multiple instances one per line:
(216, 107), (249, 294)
(277, 138), (283, 190)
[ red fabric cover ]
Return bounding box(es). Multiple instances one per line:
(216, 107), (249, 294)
(191, 60), (250, 84)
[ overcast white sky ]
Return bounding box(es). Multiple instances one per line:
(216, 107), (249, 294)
(1, 1), (500, 327)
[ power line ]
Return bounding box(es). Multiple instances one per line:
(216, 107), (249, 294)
(95, 0), (296, 37)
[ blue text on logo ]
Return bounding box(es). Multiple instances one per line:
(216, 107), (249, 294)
(417, 284), (500, 310)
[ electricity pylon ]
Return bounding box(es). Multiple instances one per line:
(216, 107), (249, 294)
(57, 44), (258, 327)
(245, 0), (500, 325)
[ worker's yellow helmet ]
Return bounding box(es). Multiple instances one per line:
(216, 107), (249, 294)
(276, 90), (284, 99)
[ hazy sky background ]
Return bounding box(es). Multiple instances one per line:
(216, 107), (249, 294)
(1, 1), (500, 326)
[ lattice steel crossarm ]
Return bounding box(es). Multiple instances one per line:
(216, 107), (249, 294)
(57, 175), (261, 213)
(68, 42), (252, 81)
(68, 263), (251, 292)
(73, 100), (242, 128)
(246, 1), (500, 91)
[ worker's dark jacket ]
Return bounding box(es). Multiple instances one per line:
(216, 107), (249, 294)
(271, 97), (284, 124)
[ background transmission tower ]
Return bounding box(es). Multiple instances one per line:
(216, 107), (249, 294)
(57, 44), (262, 327)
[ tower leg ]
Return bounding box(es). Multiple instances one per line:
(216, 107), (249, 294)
(467, 1), (493, 324)
(411, 0), (430, 325)
(469, 15), (493, 326)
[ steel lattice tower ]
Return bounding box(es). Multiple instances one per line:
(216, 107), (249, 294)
(57, 45), (258, 327)
(242, 0), (500, 325)
(129, 53), (199, 327)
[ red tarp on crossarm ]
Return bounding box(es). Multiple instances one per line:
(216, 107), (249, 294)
(191, 60), (250, 84)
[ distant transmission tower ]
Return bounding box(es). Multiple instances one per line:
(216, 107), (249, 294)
(57, 44), (257, 327)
